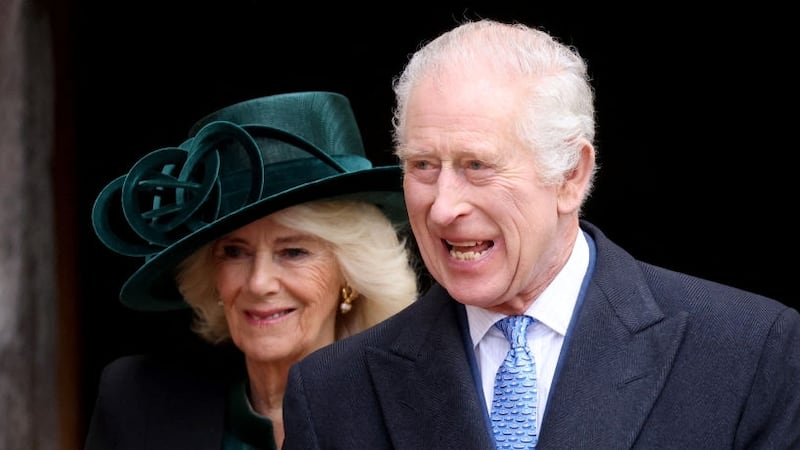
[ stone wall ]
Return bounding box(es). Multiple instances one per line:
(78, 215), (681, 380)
(0, 0), (60, 448)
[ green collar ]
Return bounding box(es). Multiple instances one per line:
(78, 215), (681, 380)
(224, 378), (277, 450)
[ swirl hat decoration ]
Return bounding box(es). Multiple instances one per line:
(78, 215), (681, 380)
(92, 91), (406, 311)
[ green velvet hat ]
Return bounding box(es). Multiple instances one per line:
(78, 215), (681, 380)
(92, 91), (406, 311)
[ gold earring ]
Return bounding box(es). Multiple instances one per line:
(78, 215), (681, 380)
(340, 285), (358, 314)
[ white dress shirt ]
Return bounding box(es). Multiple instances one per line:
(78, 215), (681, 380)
(466, 230), (590, 432)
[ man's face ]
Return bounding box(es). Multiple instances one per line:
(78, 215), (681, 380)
(398, 69), (568, 313)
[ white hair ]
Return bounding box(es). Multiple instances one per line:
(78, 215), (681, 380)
(392, 19), (598, 203)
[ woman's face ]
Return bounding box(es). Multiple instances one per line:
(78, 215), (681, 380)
(213, 214), (341, 367)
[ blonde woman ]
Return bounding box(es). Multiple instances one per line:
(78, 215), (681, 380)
(85, 92), (419, 450)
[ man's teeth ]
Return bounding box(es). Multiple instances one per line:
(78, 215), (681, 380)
(447, 240), (479, 246)
(450, 249), (486, 260)
(446, 240), (488, 260)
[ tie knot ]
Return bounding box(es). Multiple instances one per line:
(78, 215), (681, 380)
(495, 315), (532, 349)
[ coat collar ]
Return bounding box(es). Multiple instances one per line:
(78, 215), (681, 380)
(538, 222), (688, 448)
(365, 285), (496, 449)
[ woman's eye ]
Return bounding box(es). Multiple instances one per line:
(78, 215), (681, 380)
(221, 245), (245, 259)
(280, 247), (309, 259)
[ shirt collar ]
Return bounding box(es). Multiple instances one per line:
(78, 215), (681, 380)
(466, 230), (590, 347)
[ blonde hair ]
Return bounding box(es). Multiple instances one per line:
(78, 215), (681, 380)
(175, 199), (419, 343)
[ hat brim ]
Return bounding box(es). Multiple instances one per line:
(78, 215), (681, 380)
(119, 166), (406, 311)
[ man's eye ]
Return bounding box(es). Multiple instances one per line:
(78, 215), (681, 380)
(411, 160), (432, 170)
(467, 161), (485, 170)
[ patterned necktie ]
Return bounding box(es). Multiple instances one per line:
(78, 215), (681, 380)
(490, 315), (538, 449)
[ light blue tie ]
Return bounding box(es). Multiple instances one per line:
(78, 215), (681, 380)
(491, 315), (538, 449)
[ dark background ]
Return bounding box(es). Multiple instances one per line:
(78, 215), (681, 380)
(72, 0), (797, 441)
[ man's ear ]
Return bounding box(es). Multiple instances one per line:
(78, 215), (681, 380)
(557, 141), (595, 215)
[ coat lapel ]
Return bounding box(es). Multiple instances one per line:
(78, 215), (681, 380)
(540, 224), (688, 449)
(365, 287), (495, 449)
